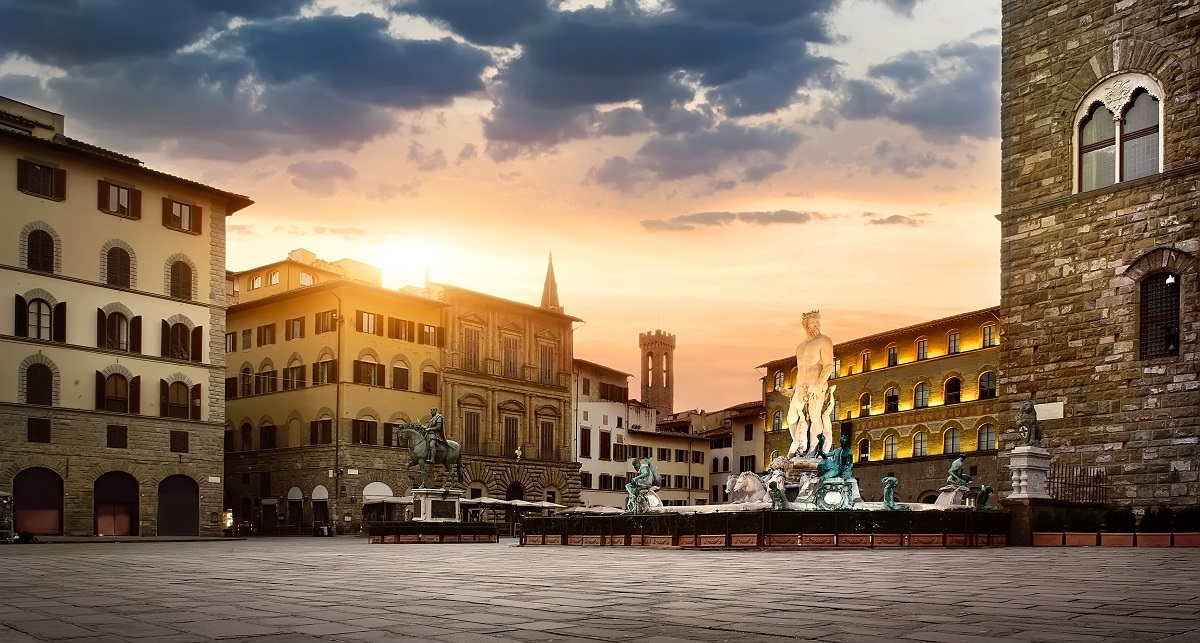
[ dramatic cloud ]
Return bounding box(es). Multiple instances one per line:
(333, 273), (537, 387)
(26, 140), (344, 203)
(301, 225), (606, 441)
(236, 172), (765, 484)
(862, 139), (958, 178)
(836, 38), (999, 143)
(392, 0), (552, 47)
(866, 214), (925, 226)
(407, 142), (448, 172)
(287, 159), (358, 196)
(642, 209), (820, 232)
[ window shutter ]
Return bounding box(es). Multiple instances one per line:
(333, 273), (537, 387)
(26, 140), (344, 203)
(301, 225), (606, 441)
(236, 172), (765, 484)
(159, 379), (169, 417)
(225, 376), (237, 400)
(96, 308), (107, 348)
(299, 317), (305, 338)
(130, 188), (142, 219)
(190, 384), (201, 420)
(368, 423), (377, 445)
(284, 322), (291, 341)
(97, 179), (108, 211)
(191, 205), (202, 234)
(191, 325), (203, 362)
(352, 360), (363, 384)
(130, 316), (142, 353)
(16, 158), (30, 192)
(161, 197), (171, 227)
(312, 362), (318, 385)
(130, 376), (140, 414)
(14, 295), (27, 337)
(374, 313), (383, 336)
(436, 326), (445, 348)
(52, 302), (66, 342)
(375, 363), (385, 384)
(407, 320), (415, 341)
(161, 320), (171, 357)
(352, 421), (361, 444)
(53, 168), (66, 200)
(95, 371), (105, 410)
(310, 421), (319, 445)
(271, 369), (278, 391)
(297, 366), (306, 387)
(331, 359), (337, 382)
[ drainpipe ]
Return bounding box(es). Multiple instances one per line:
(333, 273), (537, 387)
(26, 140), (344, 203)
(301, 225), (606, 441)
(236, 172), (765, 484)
(331, 289), (344, 532)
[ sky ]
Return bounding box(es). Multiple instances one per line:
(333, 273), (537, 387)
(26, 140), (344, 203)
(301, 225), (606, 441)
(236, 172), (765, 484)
(0, 0), (1002, 412)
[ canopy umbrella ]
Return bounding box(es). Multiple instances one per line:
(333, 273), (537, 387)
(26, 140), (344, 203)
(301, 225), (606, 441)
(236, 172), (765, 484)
(475, 497), (510, 506)
(584, 505), (624, 515)
(533, 500), (567, 510)
(508, 499), (544, 511)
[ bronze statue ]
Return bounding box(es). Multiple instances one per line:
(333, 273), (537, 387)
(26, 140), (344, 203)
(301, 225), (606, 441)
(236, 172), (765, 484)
(625, 457), (661, 513)
(881, 476), (901, 510)
(976, 484), (993, 509)
(400, 409), (462, 489)
(768, 482), (791, 511)
(947, 453), (973, 487)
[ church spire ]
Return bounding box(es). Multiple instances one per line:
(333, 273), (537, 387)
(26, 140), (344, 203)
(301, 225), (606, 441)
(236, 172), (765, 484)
(540, 253), (561, 313)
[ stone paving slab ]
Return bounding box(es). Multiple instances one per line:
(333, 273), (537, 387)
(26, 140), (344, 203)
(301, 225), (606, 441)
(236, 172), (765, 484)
(0, 540), (1198, 641)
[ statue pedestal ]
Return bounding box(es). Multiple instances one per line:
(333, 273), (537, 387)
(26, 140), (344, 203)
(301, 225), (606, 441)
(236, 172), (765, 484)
(411, 488), (463, 523)
(1007, 445), (1052, 500)
(934, 485), (970, 506)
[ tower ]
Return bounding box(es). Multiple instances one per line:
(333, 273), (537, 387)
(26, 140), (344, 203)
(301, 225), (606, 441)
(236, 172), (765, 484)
(540, 253), (561, 313)
(639, 330), (675, 417)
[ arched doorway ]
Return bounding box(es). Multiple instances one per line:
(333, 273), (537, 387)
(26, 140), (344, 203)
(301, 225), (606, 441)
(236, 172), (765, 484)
(94, 471), (138, 536)
(505, 483), (525, 531)
(362, 482), (393, 522)
(157, 475), (199, 536)
(287, 487), (303, 528)
(312, 485), (329, 526)
(14, 467), (63, 535)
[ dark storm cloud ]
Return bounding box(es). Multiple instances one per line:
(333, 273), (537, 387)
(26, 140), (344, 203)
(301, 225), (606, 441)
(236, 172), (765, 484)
(0, 0), (306, 67)
(392, 0), (552, 47)
(641, 209), (817, 232)
(865, 139), (958, 178)
(587, 122), (803, 192)
(836, 39), (999, 143)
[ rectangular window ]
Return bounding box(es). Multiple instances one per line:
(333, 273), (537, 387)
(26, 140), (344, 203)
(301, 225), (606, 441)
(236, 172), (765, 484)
(309, 419), (333, 445)
(314, 360), (335, 385)
(391, 365), (409, 391)
(420, 324), (440, 346)
(503, 416), (520, 455)
(256, 324), (276, 347)
(503, 336), (520, 379)
(282, 365), (305, 390)
(162, 198), (201, 234)
(599, 431), (612, 460)
(357, 310), (381, 335)
(169, 430), (189, 453)
(260, 425), (277, 450)
(692, 476), (704, 490)
(354, 360), (384, 386)
(582, 378), (591, 396)
(241, 423), (253, 450)
(465, 411), (481, 454)
(982, 324), (996, 348)
(463, 327), (482, 372)
(602, 414), (608, 426)
(352, 419), (377, 445)
(658, 448), (670, 462)
(580, 427), (592, 458)
(241, 328), (252, 350)
(887, 346), (898, 367)
(107, 424), (128, 449)
(540, 421), (554, 458)
(739, 455), (756, 473)
(917, 339), (928, 360)
(947, 332), (960, 354)
(99, 180), (139, 218)
(255, 370), (277, 394)
(285, 317), (304, 341)
(580, 472), (593, 489)
(582, 410), (588, 421)
(315, 310), (335, 334)
(616, 417), (623, 429)
(744, 424), (754, 442)
(224, 332), (237, 353)
(831, 358), (841, 378)
(18, 159), (65, 201)
(675, 449), (687, 463)
(599, 474), (612, 491)
(613, 443), (626, 462)
(421, 370), (437, 395)
(861, 352), (871, 372)
(693, 450), (704, 464)
(538, 344), (554, 384)
(712, 485), (720, 502)
(674, 475), (686, 489)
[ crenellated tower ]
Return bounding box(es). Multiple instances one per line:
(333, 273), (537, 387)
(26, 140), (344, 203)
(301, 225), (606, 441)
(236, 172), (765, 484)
(639, 329), (675, 417)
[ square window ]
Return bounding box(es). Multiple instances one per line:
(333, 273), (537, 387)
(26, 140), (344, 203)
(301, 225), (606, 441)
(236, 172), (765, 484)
(18, 159), (65, 201)
(162, 198), (201, 234)
(224, 332), (237, 353)
(27, 417), (51, 443)
(107, 425), (128, 449)
(170, 430), (189, 453)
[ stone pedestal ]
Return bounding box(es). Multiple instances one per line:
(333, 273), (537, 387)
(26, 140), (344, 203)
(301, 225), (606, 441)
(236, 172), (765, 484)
(934, 485), (970, 506)
(412, 488), (463, 523)
(1007, 446), (1052, 500)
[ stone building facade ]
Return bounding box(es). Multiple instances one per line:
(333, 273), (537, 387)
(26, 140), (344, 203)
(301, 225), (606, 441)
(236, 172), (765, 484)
(762, 308), (1001, 503)
(0, 96), (252, 537)
(998, 0), (1199, 506)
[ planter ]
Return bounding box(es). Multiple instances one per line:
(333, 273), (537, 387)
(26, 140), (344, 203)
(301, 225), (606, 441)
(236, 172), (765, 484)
(765, 534), (799, 547)
(873, 534), (903, 547)
(645, 535), (672, 547)
(369, 536), (383, 544)
(1136, 533), (1171, 547)
(730, 534), (759, 547)
(524, 535), (543, 545)
(837, 534), (871, 547)
(544, 535), (562, 545)
(1032, 532), (1063, 546)
(678, 535), (695, 547)
(1063, 532), (1097, 546)
(1099, 532), (1133, 547)
(945, 535), (968, 547)
(908, 534), (943, 547)
(581, 536), (602, 546)
(990, 534), (1007, 547)
(1173, 532), (1200, 547)
(568, 535), (583, 546)
(802, 534), (836, 546)
(699, 535), (726, 547)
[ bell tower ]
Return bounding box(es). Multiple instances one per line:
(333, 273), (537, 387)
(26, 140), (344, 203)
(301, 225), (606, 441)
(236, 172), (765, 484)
(639, 330), (675, 417)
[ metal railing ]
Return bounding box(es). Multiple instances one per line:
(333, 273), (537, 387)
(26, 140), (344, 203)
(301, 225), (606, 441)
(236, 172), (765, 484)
(1048, 463), (1109, 504)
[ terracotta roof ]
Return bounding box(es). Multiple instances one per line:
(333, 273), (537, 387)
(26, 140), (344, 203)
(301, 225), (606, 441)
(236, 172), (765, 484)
(228, 278), (449, 314)
(696, 425), (731, 439)
(433, 283), (584, 322)
(0, 110), (51, 130)
(573, 358), (632, 378)
(55, 135), (143, 165)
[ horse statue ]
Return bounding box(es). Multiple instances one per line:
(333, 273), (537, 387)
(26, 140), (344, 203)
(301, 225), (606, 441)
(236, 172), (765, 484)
(397, 423), (462, 489)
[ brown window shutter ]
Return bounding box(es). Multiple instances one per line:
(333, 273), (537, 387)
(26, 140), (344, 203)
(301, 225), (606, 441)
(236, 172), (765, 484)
(95, 371), (106, 410)
(312, 362), (318, 384)
(310, 421), (319, 445)
(96, 308), (107, 348)
(352, 421), (361, 444)
(436, 326), (445, 348)
(53, 168), (66, 200)
(130, 316), (142, 353)
(161, 320), (171, 357)
(52, 302), (66, 342)
(331, 359), (337, 382)
(352, 360), (363, 384)
(368, 423), (377, 445)
(16, 158), (30, 191)
(190, 384), (201, 420)
(192, 205), (202, 234)
(130, 188), (142, 219)
(271, 370), (278, 391)
(284, 322), (291, 341)
(130, 376), (140, 414)
(14, 294), (27, 337)
(374, 313), (383, 336)
(299, 317), (305, 338)
(97, 179), (108, 211)
(162, 197), (172, 227)
(191, 325), (204, 362)
(298, 365), (306, 387)
(375, 363), (385, 384)
(159, 379), (169, 417)
(225, 376), (237, 399)
(407, 320), (415, 341)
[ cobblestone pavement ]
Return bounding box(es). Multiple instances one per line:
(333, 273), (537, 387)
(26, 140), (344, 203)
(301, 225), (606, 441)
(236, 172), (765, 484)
(0, 539), (1198, 642)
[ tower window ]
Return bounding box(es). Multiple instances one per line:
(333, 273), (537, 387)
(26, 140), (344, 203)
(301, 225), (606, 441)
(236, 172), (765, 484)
(1140, 273), (1180, 359)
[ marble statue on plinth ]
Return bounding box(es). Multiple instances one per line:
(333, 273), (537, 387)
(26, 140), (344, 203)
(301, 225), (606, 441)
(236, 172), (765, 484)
(784, 311), (835, 458)
(1008, 399), (1052, 500)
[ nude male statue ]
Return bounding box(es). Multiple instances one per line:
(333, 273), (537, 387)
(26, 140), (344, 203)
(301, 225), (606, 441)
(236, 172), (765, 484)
(787, 311), (835, 457)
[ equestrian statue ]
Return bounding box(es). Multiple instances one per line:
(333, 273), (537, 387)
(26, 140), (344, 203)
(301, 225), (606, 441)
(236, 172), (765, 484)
(398, 407), (462, 489)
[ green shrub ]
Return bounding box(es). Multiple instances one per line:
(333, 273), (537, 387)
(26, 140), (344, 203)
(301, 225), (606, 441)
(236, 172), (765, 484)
(1102, 506), (1135, 532)
(1065, 508), (1101, 532)
(1033, 511), (1063, 531)
(1139, 506), (1174, 532)
(1174, 506), (1200, 531)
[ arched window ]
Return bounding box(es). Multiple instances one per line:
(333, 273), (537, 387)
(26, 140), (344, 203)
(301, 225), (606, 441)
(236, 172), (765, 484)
(167, 382), (190, 419)
(944, 378), (961, 405)
(979, 371), (997, 400)
(884, 387), (899, 413)
(859, 392), (871, 417)
(27, 229), (54, 272)
(106, 312), (129, 351)
(912, 431), (927, 457)
(105, 374), (129, 413)
(1122, 90), (1160, 182)
(268, 271), (280, 286)
(27, 363), (53, 406)
(169, 323), (191, 360)
(722, 456), (729, 472)
(858, 439), (870, 462)
(978, 423), (997, 451)
(772, 410), (782, 432)
(773, 370), (784, 391)
(240, 367), (252, 397)
(299, 271), (316, 286)
(1140, 272), (1180, 359)
(943, 428), (961, 454)
(882, 434), (897, 460)
(1080, 102), (1116, 191)
(170, 262), (192, 300)
(241, 422), (253, 450)
(251, 275), (262, 289)
(28, 299), (52, 340)
(106, 247), (131, 288)
(711, 457), (719, 473)
(914, 382), (930, 409)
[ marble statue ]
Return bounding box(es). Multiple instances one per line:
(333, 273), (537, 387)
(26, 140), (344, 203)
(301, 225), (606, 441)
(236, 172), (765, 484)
(881, 476), (901, 510)
(1017, 401), (1043, 447)
(768, 482), (791, 511)
(785, 310), (835, 457)
(976, 484), (993, 509)
(947, 453), (973, 486)
(625, 457), (662, 514)
(728, 472), (769, 504)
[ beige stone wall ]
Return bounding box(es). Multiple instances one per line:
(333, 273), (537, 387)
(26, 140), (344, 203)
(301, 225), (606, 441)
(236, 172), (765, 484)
(999, 0), (1200, 504)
